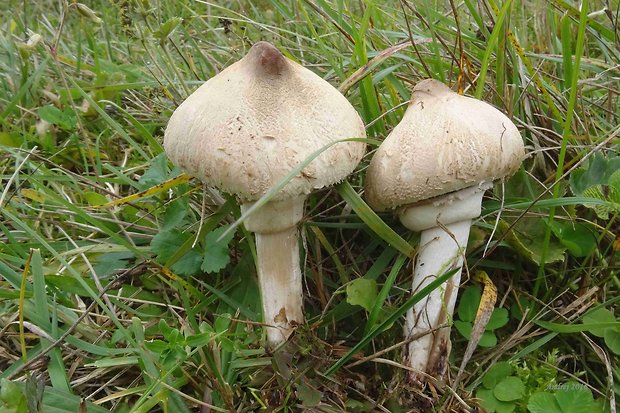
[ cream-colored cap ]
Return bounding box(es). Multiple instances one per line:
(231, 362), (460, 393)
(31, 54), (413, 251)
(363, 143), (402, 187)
(164, 41), (366, 203)
(365, 79), (524, 211)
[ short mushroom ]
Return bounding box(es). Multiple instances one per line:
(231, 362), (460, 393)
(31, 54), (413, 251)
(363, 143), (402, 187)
(164, 42), (366, 346)
(364, 79), (524, 382)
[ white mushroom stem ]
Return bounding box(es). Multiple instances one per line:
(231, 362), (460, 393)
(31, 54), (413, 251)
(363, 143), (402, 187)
(255, 227), (303, 345)
(398, 183), (491, 381)
(241, 196), (306, 346)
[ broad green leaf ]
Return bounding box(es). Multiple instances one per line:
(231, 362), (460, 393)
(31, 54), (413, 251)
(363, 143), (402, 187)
(83, 191), (108, 206)
(92, 251), (134, 278)
(555, 382), (594, 413)
(582, 308), (616, 337)
(604, 329), (620, 355)
(479, 331), (498, 348)
(528, 392), (562, 413)
(201, 225), (235, 274)
(161, 199), (188, 232)
(477, 388), (515, 413)
(458, 286), (481, 323)
(551, 222), (597, 258)
(499, 218), (566, 265)
(346, 278), (377, 311)
(482, 362), (513, 389)
(38, 105), (77, 130)
(494, 376), (525, 401)
(0, 379), (26, 409)
(171, 249), (202, 276)
(455, 320), (472, 339)
(487, 308), (510, 330)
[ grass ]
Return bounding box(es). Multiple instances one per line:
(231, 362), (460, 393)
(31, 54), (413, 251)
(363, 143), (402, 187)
(1, 0), (619, 411)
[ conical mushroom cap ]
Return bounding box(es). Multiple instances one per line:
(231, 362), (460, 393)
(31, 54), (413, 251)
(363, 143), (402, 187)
(164, 42), (366, 203)
(365, 79), (524, 211)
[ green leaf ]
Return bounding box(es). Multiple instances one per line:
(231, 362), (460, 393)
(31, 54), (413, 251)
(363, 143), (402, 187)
(477, 388), (515, 413)
(570, 153), (620, 195)
(487, 308), (510, 330)
(582, 308), (616, 337)
(83, 191), (108, 206)
(479, 331), (498, 348)
(201, 225), (235, 274)
(604, 329), (620, 355)
(455, 320), (472, 339)
(0, 379), (26, 408)
(552, 222), (597, 258)
(38, 105), (77, 130)
(215, 313), (231, 334)
(346, 278), (378, 312)
(499, 218), (566, 265)
(494, 376), (525, 401)
(297, 383), (322, 407)
(138, 153), (175, 189)
(171, 250), (202, 276)
(185, 331), (214, 348)
(92, 251), (134, 278)
(528, 392), (563, 413)
(482, 362), (513, 389)
(154, 17), (183, 41)
(161, 199), (188, 232)
(555, 382), (594, 413)
(537, 320), (620, 333)
(458, 286), (481, 323)
(151, 229), (202, 276)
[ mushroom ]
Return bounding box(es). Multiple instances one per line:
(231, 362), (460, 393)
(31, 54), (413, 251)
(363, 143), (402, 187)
(164, 42), (366, 346)
(364, 79), (524, 382)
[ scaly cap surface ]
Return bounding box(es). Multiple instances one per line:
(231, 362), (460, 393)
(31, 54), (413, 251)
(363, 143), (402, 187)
(365, 79), (524, 211)
(164, 41), (366, 203)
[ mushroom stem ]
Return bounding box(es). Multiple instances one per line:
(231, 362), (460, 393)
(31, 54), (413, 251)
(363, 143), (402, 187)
(404, 220), (470, 380)
(255, 227), (304, 345)
(241, 197), (306, 346)
(398, 184), (489, 381)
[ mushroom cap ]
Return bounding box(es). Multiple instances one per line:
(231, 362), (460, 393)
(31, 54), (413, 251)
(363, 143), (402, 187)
(164, 41), (366, 203)
(365, 79), (524, 212)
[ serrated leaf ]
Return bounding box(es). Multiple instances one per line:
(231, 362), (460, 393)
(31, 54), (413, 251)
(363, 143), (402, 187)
(161, 199), (188, 232)
(171, 250), (202, 276)
(583, 308), (616, 337)
(458, 286), (481, 323)
(482, 362), (513, 389)
(201, 225), (235, 274)
(346, 278), (377, 312)
(151, 229), (186, 263)
(528, 392), (563, 413)
(494, 377), (525, 401)
(92, 251), (134, 278)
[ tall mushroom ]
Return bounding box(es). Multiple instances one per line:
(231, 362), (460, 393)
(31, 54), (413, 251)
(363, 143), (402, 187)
(164, 42), (366, 346)
(364, 79), (524, 382)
